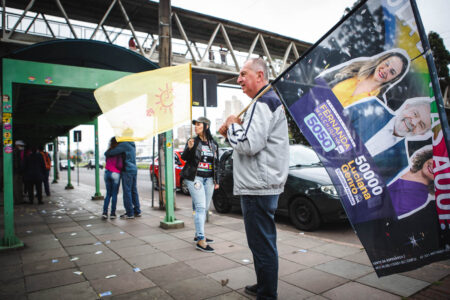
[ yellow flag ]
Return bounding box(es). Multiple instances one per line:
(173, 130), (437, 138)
(94, 64), (191, 142)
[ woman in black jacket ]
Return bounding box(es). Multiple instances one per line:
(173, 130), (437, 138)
(181, 117), (219, 253)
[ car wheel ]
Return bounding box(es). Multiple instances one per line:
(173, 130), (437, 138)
(289, 197), (321, 231)
(180, 179), (190, 195)
(213, 188), (232, 213)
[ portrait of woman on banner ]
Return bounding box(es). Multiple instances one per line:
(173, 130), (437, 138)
(318, 48), (410, 108)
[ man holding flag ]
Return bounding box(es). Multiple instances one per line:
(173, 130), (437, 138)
(219, 58), (289, 299)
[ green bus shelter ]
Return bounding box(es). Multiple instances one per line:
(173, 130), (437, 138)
(1, 40), (168, 249)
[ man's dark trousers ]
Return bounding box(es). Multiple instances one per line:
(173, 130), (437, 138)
(241, 194), (279, 300)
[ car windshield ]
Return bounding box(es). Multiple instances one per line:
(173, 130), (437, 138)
(289, 145), (322, 167)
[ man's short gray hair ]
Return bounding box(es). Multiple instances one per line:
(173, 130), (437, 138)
(247, 58), (269, 81)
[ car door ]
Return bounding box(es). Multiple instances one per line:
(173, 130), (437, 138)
(219, 151), (237, 201)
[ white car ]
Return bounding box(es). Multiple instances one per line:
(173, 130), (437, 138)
(59, 160), (74, 171)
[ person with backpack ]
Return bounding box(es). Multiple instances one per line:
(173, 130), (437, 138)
(102, 137), (123, 219)
(39, 145), (52, 196)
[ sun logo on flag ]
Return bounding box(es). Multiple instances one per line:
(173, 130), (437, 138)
(155, 83), (174, 113)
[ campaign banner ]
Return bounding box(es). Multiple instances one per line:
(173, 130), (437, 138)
(273, 0), (450, 276)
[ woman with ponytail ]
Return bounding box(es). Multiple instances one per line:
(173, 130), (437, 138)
(181, 117), (220, 253)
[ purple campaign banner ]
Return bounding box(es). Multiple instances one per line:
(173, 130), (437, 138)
(287, 78), (392, 224)
(272, 0), (450, 276)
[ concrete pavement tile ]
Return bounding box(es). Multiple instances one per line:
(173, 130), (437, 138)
(163, 275), (231, 300)
(125, 252), (178, 269)
(208, 266), (257, 290)
(322, 281), (401, 300)
(206, 291), (250, 300)
(21, 247), (68, 264)
(280, 237), (326, 249)
(0, 251), (22, 266)
(97, 232), (133, 242)
(356, 272), (429, 297)
(139, 233), (177, 244)
(310, 243), (362, 258)
(169, 229), (197, 239)
(400, 262), (450, 283)
(220, 221), (246, 232)
(51, 225), (84, 234)
(141, 261), (203, 286)
(80, 259), (134, 280)
(48, 221), (79, 230)
(74, 248), (120, 266)
(281, 250), (336, 267)
(206, 226), (234, 235)
(152, 239), (193, 251)
(21, 233), (57, 244)
(314, 259), (373, 280)
(110, 286), (174, 300)
(166, 245), (215, 261)
(281, 268), (348, 294)
(232, 237), (249, 247)
(87, 226), (123, 236)
(222, 249), (254, 265)
(17, 225), (52, 235)
(65, 243), (109, 255)
(77, 218), (107, 226)
(55, 230), (91, 239)
(22, 239), (62, 252)
(307, 296), (334, 300)
(213, 241), (248, 255)
(214, 230), (247, 241)
(277, 280), (315, 300)
(106, 237), (146, 251)
(25, 268), (85, 293)
(185, 255), (241, 274)
(23, 256), (76, 276)
(27, 281), (98, 300)
(277, 243), (307, 256)
(278, 258), (308, 276)
(342, 250), (372, 266)
(0, 278), (26, 299)
(114, 244), (159, 258)
(90, 271), (155, 296)
(71, 214), (99, 221)
(59, 236), (98, 247)
(126, 228), (162, 237)
(0, 264), (24, 282)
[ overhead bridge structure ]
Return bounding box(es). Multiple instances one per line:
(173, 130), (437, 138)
(1, 0), (312, 83)
(0, 1), (313, 249)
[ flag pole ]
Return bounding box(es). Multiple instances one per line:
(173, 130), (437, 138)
(237, 84), (272, 118)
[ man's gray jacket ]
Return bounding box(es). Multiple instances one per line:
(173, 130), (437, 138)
(227, 87), (289, 196)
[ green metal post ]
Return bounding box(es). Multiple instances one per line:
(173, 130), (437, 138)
(65, 134), (74, 189)
(160, 130), (183, 228)
(0, 78), (24, 249)
(92, 119), (103, 200)
(52, 138), (58, 183)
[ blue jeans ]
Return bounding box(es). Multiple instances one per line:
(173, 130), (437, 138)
(122, 172), (140, 216)
(241, 195), (279, 300)
(186, 176), (214, 240)
(103, 170), (121, 214)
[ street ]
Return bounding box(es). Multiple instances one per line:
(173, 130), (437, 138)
(55, 166), (361, 246)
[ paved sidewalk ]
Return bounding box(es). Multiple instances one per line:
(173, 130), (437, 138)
(1, 182), (449, 299)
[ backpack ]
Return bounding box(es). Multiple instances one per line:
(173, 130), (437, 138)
(41, 151), (51, 170)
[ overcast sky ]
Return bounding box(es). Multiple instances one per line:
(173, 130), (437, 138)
(68, 0), (450, 155)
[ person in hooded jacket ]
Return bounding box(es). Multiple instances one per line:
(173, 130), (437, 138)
(105, 141), (141, 219)
(181, 117), (219, 253)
